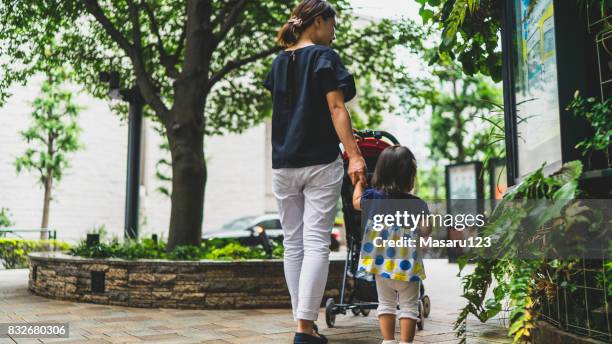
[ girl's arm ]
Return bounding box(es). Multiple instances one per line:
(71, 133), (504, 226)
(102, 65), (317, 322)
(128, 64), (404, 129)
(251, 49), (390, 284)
(352, 180), (364, 211)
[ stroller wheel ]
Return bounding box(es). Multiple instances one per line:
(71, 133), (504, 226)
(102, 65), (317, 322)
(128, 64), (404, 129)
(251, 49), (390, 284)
(417, 300), (424, 330)
(351, 308), (360, 316)
(325, 298), (336, 328)
(422, 295), (431, 318)
(360, 309), (370, 316)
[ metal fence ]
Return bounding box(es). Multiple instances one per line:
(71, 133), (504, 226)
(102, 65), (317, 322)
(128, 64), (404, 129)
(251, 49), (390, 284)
(0, 228), (57, 240)
(539, 257), (611, 343)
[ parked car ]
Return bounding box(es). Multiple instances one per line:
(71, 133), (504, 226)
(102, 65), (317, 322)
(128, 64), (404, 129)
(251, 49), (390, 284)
(202, 213), (340, 251)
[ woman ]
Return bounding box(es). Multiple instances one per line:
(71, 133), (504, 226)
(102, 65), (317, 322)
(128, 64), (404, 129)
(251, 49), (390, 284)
(264, 1), (366, 343)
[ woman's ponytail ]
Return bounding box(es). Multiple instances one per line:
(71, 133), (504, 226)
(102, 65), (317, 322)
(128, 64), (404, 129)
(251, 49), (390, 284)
(277, 22), (299, 48)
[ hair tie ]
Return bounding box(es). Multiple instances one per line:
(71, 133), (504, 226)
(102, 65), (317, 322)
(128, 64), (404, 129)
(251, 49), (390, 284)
(288, 16), (303, 28)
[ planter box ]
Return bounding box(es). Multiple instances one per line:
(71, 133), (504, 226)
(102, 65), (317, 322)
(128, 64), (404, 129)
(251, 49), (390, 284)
(28, 252), (346, 309)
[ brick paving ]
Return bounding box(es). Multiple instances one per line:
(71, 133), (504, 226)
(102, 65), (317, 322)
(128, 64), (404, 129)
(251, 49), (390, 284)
(0, 261), (510, 344)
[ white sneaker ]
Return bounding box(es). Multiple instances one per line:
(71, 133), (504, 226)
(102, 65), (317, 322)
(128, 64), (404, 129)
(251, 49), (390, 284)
(381, 340), (397, 344)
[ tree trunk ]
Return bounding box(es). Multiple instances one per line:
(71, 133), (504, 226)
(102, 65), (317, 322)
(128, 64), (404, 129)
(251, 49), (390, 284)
(41, 127), (54, 240)
(41, 171), (52, 240)
(166, 101), (207, 250)
(163, 3), (214, 249)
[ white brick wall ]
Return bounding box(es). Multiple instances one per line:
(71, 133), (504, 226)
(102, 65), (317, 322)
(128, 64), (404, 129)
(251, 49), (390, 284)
(0, 76), (273, 242)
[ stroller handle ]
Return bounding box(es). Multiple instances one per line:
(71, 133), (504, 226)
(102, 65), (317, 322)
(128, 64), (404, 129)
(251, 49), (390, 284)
(354, 129), (400, 145)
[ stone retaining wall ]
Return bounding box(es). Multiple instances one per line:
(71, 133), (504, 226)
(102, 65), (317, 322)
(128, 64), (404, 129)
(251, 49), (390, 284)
(28, 252), (346, 309)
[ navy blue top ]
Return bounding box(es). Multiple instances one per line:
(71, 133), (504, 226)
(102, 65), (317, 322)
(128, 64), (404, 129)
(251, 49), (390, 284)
(360, 188), (430, 222)
(264, 45), (356, 169)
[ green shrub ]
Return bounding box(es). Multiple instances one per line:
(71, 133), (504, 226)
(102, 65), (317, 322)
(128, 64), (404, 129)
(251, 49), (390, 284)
(0, 239), (71, 269)
(69, 240), (116, 259)
(69, 237), (282, 261)
(272, 241), (284, 258)
(204, 242), (264, 260)
(167, 245), (201, 260)
(115, 238), (168, 260)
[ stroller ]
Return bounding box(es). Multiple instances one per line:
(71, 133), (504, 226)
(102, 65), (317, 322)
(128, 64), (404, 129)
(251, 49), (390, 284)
(324, 130), (431, 329)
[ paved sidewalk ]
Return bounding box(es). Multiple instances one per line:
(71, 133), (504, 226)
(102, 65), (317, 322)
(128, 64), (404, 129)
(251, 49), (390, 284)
(0, 261), (510, 344)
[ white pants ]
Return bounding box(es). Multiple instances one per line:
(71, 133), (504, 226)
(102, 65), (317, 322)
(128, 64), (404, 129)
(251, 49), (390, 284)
(272, 156), (343, 321)
(375, 275), (420, 320)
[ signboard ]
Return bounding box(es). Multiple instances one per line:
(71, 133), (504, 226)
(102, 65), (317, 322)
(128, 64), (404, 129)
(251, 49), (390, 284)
(513, 0), (563, 177)
(445, 162), (484, 215)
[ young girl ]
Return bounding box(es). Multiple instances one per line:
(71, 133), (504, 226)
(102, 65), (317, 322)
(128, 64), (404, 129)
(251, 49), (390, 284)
(352, 145), (430, 344)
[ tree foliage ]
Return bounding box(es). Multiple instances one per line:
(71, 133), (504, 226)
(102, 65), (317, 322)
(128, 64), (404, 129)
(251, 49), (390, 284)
(402, 54), (502, 164)
(0, 208), (12, 228)
(1, 1), (423, 133)
(416, 0), (502, 81)
(14, 69), (82, 185)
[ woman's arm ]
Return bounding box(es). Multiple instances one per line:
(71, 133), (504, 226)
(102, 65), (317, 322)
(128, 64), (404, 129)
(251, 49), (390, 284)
(352, 180), (364, 211)
(326, 89), (366, 186)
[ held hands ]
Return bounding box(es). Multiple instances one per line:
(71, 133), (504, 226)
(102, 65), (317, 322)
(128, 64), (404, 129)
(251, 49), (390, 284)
(347, 155), (367, 186)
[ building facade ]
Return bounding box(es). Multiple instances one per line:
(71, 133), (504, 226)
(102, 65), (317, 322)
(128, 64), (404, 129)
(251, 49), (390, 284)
(0, 76), (275, 242)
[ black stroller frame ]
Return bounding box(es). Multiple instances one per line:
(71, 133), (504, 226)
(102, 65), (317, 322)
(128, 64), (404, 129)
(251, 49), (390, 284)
(324, 130), (431, 329)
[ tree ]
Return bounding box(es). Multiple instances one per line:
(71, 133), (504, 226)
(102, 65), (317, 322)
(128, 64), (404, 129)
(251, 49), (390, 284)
(14, 68), (82, 239)
(402, 55), (502, 164)
(1, 1), (423, 249)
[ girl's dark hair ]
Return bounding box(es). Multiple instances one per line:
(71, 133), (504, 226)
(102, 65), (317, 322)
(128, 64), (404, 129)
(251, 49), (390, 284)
(371, 145), (418, 195)
(277, 0), (336, 48)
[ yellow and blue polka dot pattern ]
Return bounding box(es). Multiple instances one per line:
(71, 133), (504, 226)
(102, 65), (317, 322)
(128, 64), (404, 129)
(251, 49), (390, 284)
(358, 220), (426, 282)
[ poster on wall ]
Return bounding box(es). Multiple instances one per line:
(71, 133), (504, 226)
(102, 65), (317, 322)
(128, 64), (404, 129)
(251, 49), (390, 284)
(448, 164), (480, 199)
(446, 162), (483, 216)
(513, 0), (563, 178)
